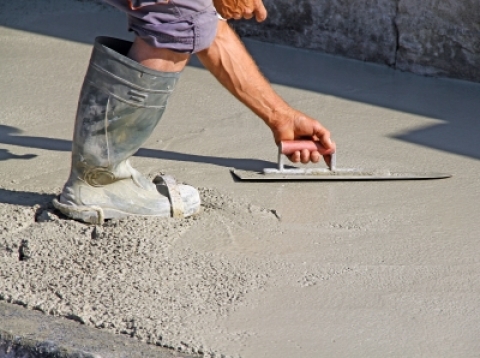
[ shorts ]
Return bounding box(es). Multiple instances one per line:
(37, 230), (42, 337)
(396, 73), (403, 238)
(103, 0), (218, 53)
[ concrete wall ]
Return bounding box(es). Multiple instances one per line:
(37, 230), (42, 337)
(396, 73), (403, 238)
(232, 0), (480, 82)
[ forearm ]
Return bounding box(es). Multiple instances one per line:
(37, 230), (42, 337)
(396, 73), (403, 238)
(196, 21), (291, 130)
(197, 20), (334, 164)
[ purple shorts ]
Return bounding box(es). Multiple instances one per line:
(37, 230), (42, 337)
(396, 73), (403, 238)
(103, 0), (218, 53)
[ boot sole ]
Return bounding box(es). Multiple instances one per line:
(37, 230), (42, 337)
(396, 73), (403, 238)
(52, 197), (200, 225)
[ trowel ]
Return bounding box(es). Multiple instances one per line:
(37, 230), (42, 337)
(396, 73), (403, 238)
(231, 140), (451, 181)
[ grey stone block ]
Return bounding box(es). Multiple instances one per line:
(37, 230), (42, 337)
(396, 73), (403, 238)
(395, 0), (480, 82)
(233, 0), (480, 82)
(232, 0), (398, 65)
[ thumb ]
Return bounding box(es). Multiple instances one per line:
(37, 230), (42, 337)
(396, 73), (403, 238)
(254, 0), (267, 22)
(320, 137), (336, 154)
(314, 126), (335, 153)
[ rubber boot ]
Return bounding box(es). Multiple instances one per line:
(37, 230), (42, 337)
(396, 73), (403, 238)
(53, 37), (200, 225)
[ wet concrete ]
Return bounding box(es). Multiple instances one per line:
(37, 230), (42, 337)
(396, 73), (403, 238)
(1, 1), (480, 357)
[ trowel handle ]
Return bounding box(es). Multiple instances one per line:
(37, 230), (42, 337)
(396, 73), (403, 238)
(278, 140), (336, 170)
(279, 140), (333, 155)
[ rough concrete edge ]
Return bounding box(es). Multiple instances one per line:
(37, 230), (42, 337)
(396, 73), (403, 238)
(0, 301), (200, 358)
(0, 329), (98, 358)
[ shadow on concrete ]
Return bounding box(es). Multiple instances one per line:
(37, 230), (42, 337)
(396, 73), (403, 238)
(0, 125), (275, 171)
(0, 188), (55, 207)
(0, 149), (37, 161)
(0, 126), (71, 153)
(392, 122), (480, 160)
(2, 1), (480, 161)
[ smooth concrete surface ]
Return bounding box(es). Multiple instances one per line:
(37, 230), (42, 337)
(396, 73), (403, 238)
(1, 1), (480, 358)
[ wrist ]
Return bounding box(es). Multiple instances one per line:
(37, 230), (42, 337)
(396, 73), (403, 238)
(263, 104), (296, 131)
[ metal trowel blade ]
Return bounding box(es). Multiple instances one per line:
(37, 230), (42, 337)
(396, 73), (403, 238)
(231, 168), (452, 181)
(232, 140), (452, 181)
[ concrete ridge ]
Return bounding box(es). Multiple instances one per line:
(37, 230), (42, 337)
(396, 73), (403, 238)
(0, 302), (198, 358)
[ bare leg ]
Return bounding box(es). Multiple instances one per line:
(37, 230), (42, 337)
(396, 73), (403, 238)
(128, 37), (190, 72)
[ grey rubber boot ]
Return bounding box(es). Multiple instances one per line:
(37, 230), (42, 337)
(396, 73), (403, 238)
(53, 37), (200, 225)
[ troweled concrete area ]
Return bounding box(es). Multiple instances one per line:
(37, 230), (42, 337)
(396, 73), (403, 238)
(1, 1), (480, 357)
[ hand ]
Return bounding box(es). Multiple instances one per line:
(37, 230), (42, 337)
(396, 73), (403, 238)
(269, 109), (335, 166)
(213, 0), (267, 22)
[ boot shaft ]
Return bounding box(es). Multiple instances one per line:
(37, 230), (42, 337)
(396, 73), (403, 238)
(56, 37), (201, 223)
(72, 37), (180, 176)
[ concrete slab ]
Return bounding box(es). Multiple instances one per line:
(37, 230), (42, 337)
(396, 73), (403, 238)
(1, 1), (480, 358)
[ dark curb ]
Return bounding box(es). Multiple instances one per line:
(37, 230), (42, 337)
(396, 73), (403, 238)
(0, 302), (198, 358)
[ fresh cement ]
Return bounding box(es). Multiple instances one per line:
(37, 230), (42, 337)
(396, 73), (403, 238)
(1, 189), (280, 358)
(1, 1), (480, 357)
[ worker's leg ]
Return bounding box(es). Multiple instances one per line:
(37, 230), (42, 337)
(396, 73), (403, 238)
(54, 0), (218, 224)
(127, 37), (190, 72)
(53, 37), (201, 224)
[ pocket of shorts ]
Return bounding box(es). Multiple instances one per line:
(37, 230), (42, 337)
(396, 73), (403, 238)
(191, 10), (218, 53)
(170, 0), (217, 17)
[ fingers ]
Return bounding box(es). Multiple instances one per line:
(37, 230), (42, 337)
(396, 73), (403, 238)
(310, 150), (321, 163)
(243, 10), (254, 19)
(237, 2), (265, 21)
(288, 151), (301, 163)
(216, 0), (266, 21)
(233, 11), (253, 20)
(288, 150), (321, 164)
(300, 149), (310, 164)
